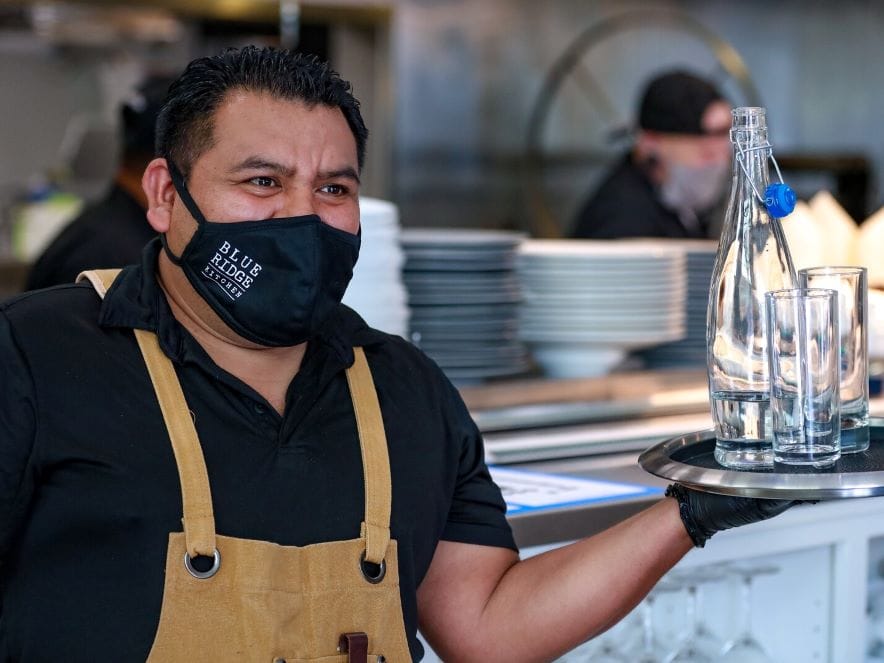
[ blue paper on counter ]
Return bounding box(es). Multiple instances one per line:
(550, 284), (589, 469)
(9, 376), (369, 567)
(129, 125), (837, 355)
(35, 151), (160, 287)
(489, 465), (663, 515)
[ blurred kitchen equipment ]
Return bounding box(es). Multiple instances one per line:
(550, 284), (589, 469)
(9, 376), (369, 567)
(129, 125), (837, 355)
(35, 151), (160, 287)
(781, 190), (860, 271)
(853, 205), (884, 290)
(9, 181), (83, 262)
(808, 190), (860, 264)
(401, 228), (530, 384)
(518, 239), (686, 379)
(341, 197), (409, 337)
(707, 106), (797, 470)
(523, 8), (761, 238)
(634, 240), (717, 370)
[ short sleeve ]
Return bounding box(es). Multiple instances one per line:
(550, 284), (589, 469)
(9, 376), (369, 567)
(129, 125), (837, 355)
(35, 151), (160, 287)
(439, 383), (517, 551)
(0, 308), (39, 561)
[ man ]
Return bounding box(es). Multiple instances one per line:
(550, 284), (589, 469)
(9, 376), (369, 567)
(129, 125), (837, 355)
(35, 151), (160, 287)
(24, 76), (171, 290)
(0, 47), (793, 661)
(571, 70), (732, 240)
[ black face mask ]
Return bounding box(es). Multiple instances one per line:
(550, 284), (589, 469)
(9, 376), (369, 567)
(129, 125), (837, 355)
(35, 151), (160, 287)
(162, 162), (360, 347)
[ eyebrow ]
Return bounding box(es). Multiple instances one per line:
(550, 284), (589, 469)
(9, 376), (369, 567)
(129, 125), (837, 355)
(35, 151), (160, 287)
(320, 167), (361, 185)
(230, 157), (294, 178)
(229, 158), (361, 184)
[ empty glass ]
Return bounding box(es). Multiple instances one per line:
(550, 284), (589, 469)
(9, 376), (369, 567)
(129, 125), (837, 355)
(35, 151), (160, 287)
(719, 565), (779, 663)
(628, 576), (682, 663)
(765, 288), (841, 467)
(799, 266), (869, 453)
(664, 569), (726, 663)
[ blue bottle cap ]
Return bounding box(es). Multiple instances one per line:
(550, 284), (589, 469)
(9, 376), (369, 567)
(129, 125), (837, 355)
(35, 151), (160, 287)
(764, 183), (797, 218)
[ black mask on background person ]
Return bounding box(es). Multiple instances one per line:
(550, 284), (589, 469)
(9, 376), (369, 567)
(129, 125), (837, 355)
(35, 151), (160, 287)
(162, 161), (360, 347)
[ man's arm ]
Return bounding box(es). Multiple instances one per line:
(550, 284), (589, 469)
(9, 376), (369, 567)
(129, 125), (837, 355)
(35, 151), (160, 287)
(417, 496), (691, 663)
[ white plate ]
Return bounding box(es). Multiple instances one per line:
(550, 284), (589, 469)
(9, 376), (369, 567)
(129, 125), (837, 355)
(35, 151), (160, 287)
(401, 228), (524, 247)
(519, 239), (689, 258)
(520, 317), (685, 331)
(520, 324), (684, 338)
(521, 308), (685, 322)
(404, 273), (520, 287)
(519, 273), (685, 288)
(519, 327), (685, 347)
(529, 343), (626, 378)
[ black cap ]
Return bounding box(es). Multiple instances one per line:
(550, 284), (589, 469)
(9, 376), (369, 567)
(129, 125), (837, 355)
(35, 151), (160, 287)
(638, 70), (726, 135)
(120, 75), (174, 159)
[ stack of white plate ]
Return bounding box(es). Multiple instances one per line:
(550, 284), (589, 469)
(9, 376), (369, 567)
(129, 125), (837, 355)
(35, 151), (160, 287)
(518, 240), (687, 378)
(635, 240), (717, 369)
(342, 197), (409, 337)
(400, 228), (531, 383)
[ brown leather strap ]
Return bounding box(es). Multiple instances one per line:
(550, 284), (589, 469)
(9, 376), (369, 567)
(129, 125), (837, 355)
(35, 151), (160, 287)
(346, 347), (392, 566)
(79, 269), (217, 558)
(338, 632), (369, 663)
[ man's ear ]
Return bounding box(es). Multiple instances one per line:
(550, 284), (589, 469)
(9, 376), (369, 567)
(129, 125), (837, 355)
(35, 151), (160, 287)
(143, 158), (175, 233)
(634, 131), (661, 160)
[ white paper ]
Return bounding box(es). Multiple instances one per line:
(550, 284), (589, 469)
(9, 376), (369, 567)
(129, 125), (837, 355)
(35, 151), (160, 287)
(489, 466), (662, 514)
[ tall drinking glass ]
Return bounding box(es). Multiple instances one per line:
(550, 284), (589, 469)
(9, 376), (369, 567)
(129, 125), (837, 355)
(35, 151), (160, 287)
(765, 288), (841, 467)
(719, 565), (779, 663)
(798, 266), (869, 453)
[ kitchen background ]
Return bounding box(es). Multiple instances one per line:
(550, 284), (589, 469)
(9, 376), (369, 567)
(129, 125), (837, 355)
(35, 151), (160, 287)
(0, 0), (882, 248)
(4, 4), (884, 661)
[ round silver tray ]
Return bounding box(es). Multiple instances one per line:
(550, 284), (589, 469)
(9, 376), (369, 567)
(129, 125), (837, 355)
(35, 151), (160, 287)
(639, 418), (884, 500)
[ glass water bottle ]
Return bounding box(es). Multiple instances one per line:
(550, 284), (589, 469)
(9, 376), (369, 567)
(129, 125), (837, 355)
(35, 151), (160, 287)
(707, 107), (797, 469)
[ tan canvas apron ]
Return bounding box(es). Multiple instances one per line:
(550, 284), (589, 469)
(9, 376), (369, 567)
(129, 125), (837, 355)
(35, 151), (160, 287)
(80, 269), (412, 663)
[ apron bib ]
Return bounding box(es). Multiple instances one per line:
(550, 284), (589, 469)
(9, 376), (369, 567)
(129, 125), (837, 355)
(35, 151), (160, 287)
(80, 270), (412, 663)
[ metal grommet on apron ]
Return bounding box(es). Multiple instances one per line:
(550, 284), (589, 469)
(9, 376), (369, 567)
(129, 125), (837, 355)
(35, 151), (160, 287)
(359, 551), (386, 584)
(183, 548), (221, 579)
(79, 270), (414, 663)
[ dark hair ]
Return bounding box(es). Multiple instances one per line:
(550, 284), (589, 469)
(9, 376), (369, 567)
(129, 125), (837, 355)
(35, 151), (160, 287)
(120, 74), (175, 167)
(638, 70), (726, 135)
(155, 46), (368, 177)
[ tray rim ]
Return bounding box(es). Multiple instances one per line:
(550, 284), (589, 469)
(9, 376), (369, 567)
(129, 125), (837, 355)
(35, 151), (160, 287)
(638, 418), (884, 500)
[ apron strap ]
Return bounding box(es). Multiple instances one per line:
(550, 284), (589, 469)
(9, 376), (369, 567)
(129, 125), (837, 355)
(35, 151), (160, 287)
(77, 268), (123, 299)
(132, 328), (217, 558)
(78, 269), (217, 559)
(346, 347), (392, 566)
(78, 271), (392, 566)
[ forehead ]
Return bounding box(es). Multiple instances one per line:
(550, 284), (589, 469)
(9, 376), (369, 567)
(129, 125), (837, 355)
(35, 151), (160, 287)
(701, 101), (732, 133)
(205, 90), (357, 164)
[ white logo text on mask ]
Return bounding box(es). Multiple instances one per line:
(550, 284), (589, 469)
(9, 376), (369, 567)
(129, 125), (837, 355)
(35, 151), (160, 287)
(202, 241), (264, 301)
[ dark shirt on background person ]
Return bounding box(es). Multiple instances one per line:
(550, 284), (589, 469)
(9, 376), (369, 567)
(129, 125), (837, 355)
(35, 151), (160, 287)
(24, 74), (171, 291)
(24, 184), (155, 290)
(571, 155), (713, 239)
(570, 70), (732, 240)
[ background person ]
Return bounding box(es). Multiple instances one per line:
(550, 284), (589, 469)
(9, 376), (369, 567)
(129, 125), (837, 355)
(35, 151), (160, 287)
(0, 47), (796, 661)
(24, 75), (172, 290)
(570, 70), (732, 240)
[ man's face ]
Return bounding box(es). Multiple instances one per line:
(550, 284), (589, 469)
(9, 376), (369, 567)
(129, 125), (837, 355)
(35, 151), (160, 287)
(652, 100), (732, 169)
(166, 90), (360, 255)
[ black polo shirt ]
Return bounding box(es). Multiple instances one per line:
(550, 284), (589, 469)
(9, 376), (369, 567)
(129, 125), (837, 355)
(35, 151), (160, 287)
(0, 240), (515, 662)
(570, 155), (713, 239)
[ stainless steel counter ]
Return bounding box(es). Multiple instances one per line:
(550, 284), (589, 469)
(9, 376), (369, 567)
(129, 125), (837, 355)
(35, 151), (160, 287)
(464, 373), (711, 548)
(505, 449), (668, 548)
(500, 399), (884, 549)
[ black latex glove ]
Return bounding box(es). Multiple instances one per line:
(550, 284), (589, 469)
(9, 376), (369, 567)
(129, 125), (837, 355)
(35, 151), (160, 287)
(666, 484), (801, 548)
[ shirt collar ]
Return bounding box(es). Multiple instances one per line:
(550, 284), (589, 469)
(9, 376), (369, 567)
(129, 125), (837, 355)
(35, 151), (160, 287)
(97, 238), (384, 374)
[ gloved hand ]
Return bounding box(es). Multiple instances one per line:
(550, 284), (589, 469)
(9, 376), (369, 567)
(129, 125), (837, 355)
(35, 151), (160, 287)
(666, 483), (801, 548)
